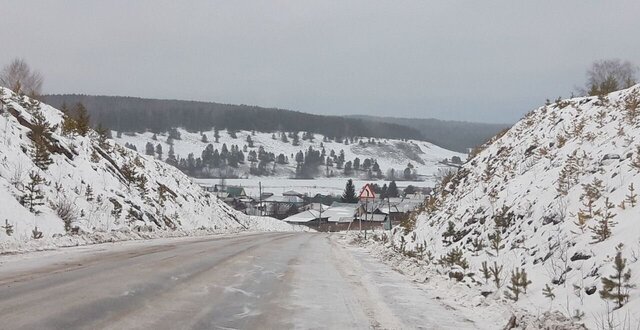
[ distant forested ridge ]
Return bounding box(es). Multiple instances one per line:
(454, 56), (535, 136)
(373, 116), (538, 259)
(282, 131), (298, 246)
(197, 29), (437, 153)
(42, 94), (424, 141)
(348, 115), (511, 152)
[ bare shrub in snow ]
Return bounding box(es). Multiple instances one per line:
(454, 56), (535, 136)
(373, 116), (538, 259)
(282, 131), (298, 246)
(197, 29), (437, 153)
(51, 197), (79, 232)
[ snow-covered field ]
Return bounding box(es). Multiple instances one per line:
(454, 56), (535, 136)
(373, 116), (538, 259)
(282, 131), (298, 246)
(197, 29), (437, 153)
(114, 126), (463, 181)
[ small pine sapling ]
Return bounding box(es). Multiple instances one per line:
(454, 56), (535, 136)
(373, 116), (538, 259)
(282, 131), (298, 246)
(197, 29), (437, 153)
(590, 198), (616, 243)
(632, 145), (640, 172)
(442, 221), (456, 245)
(471, 237), (485, 255)
(599, 246), (635, 309)
(480, 261), (491, 284)
(490, 230), (503, 256)
(543, 284), (556, 301)
(625, 183), (637, 208)
(32, 226), (43, 239)
(21, 171), (47, 214)
(504, 268), (532, 301)
(2, 220), (14, 236)
(489, 261), (503, 289)
(85, 184), (94, 201)
(573, 211), (589, 234)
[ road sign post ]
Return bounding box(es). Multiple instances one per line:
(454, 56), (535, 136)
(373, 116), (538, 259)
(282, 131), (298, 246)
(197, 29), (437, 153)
(358, 184), (376, 239)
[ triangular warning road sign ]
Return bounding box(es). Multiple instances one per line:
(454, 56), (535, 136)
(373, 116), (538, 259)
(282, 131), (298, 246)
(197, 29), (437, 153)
(359, 184), (376, 200)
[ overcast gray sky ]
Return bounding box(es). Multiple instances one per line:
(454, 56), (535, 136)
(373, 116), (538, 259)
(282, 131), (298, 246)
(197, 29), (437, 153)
(1, 1), (639, 123)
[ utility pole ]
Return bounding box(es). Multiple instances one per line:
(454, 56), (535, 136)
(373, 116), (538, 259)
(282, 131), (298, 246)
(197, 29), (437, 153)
(258, 181), (262, 217)
(318, 202), (323, 231)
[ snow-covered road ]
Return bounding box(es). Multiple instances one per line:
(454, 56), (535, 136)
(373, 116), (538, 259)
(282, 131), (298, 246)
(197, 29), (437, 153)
(0, 232), (484, 329)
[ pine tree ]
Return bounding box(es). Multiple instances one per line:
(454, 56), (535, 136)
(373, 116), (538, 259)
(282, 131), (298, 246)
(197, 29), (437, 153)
(590, 198), (616, 242)
(505, 268), (532, 301)
(574, 211), (589, 234)
(201, 134), (208, 143)
(543, 284), (556, 300)
(29, 110), (54, 170)
(120, 161), (138, 184)
(85, 184), (94, 201)
(480, 261), (491, 284)
(623, 90), (639, 124)
(137, 174), (148, 196)
(155, 144), (163, 160)
(227, 129), (236, 139)
(73, 102), (91, 136)
(2, 220), (14, 236)
(95, 123), (111, 149)
(632, 145), (640, 172)
(557, 151), (582, 195)
(61, 111), (77, 136)
(490, 230), (503, 255)
(625, 182), (637, 207)
(32, 226), (43, 239)
(145, 142), (155, 156)
(580, 178), (603, 217)
(387, 181), (399, 198)
(442, 221), (456, 245)
(489, 261), (503, 289)
(31, 134), (53, 170)
(341, 179), (358, 203)
(600, 248), (635, 309)
(21, 171), (46, 213)
(214, 127), (220, 143)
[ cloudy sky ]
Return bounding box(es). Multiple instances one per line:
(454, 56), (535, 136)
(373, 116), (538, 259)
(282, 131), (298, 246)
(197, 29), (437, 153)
(1, 1), (639, 123)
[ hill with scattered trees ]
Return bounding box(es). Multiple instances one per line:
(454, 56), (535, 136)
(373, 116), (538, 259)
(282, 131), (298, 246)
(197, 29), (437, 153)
(383, 85), (640, 328)
(113, 127), (464, 181)
(0, 87), (298, 251)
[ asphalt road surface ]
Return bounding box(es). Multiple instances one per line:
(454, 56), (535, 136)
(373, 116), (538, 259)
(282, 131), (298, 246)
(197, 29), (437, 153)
(0, 232), (482, 329)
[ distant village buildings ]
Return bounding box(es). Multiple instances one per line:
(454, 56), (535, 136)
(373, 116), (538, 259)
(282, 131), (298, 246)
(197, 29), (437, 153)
(201, 182), (428, 232)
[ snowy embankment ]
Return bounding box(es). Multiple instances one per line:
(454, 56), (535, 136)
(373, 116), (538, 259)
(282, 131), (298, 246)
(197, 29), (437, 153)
(342, 231), (585, 329)
(0, 87), (300, 254)
(379, 86), (640, 329)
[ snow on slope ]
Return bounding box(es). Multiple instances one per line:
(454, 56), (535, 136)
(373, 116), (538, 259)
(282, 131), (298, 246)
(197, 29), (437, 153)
(391, 86), (640, 328)
(0, 88), (299, 253)
(114, 127), (463, 182)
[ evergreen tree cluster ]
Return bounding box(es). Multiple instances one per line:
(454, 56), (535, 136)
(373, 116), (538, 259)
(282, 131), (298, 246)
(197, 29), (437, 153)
(172, 143), (246, 177)
(60, 102), (91, 136)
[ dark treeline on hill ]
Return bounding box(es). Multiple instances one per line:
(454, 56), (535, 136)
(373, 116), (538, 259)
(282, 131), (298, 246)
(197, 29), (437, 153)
(349, 115), (511, 152)
(42, 94), (424, 141)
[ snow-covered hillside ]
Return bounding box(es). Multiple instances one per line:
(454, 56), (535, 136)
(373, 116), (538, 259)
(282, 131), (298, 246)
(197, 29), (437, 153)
(0, 88), (298, 252)
(114, 127), (463, 181)
(391, 86), (640, 328)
